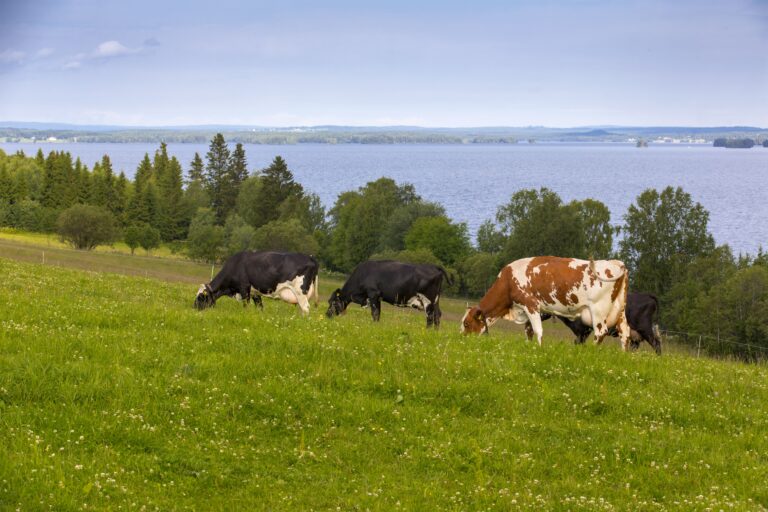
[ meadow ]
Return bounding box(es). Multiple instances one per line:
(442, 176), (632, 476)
(1, 251), (768, 510)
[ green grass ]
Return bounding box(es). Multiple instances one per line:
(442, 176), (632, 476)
(1, 257), (767, 510)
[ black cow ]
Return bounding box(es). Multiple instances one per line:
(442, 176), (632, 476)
(195, 251), (319, 314)
(326, 260), (451, 328)
(527, 292), (662, 354)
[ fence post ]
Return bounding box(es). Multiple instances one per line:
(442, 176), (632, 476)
(211, 264), (215, 280)
(42, 250), (45, 265)
(697, 336), (702, 358)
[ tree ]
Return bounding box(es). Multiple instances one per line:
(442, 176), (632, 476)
(494, 188), (586, 264)
(405, 216), (471, 265)
(248, 156), (304, 229)
(619, 186), (715, 300)
(205, 133), (231, 223)
(378, 201), (445, 252)
(570, 198), (614, 258)
(235, 176), (264, 228)
(124, 224), (143, 254)
(476, 220), (505, 253)
(252, 218), (319, 255)
(57, 204), (117, 250)
(186, 208), (225, 263)
(157, 156), (185, 240)
(222, 213), (255, 256)
(327, 178), (419, 271)
(183, 153), (210, 229)
(138, 224), (162, 255)
(459, 252), (500, 296)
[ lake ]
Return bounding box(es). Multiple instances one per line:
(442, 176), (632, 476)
(1, 141), (766, 254)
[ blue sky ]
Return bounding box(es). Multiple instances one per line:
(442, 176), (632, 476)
(1, 0), (766, 127)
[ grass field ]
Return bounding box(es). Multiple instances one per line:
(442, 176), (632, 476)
(1, 255), (768, 510)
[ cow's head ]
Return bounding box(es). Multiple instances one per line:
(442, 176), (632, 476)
(194, 284), (215, 310)
(325, 288), (348, 318)
(461, 306), (489, 335)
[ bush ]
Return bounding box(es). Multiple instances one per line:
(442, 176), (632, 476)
(138, 224), (161, 254)
(57, 204), (118, 250)
(459, 252), (501, 297)
(186, 208), (225, 263)
(124, 225), (143, 254)
(404, 216), (471, 265)
(252, 218), (319, 255)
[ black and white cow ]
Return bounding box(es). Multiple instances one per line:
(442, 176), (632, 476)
(195, 251), (319, 314)
(326, 260), (451, 328)
(529, 292), (662, 354)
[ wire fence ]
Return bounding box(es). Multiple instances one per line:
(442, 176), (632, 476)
(658, 328), (768, 362)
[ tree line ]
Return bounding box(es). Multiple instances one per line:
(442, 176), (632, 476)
(0, 134), (766, 359)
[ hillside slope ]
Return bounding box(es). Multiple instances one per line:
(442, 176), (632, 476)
(1, 258), (766, 510)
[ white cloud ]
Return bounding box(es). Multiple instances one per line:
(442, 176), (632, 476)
(0, 49), (26, 64)
(93, 40), (137, 58)
(35, 48), (55, 58)
(63, 61), (81, 69)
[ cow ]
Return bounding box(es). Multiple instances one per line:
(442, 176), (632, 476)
(461, 256), (632, 350)
(195, 251), (319, 314)
(531, 292), (662, 354)
(326, 260), (451, 328)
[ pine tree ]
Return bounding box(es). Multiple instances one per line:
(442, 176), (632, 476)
(42, 152), (66, 208)
(157, 156), (185, 240)
(134, 154), (153, 190)
(113, 172), (128, 224)
(153, 143), (169, 186)
(217, 142), (249, 221)
(249, 156), (303, 228)
(188, 152), (205, 185)
(76, 160), (91, 205)
(205, 133), (231, 223)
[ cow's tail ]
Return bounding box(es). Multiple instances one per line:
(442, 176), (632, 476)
(589, 259), (626, 282)
(438, 266), (453, 287)
(308, 255), (320, 306)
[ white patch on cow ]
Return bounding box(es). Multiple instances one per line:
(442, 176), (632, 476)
(509, 257), (533, 289)
(406, 293), (431, 310)
(460, 309), (469, 333)
(253, 274), (311, 314)
(197, 284), (207, 295)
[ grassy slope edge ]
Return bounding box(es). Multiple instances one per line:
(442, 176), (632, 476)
(1, 258), (767, 510)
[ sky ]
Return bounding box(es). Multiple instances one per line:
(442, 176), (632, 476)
(0, 0), (766, 127)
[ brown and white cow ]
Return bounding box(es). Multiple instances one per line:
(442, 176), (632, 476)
(460, 256), (632, 350)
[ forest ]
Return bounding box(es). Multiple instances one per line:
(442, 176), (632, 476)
(0, 134), (766, 359)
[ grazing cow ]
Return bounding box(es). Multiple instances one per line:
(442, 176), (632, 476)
(532, 292), (662, 354)
(326, 260), (451, 328)
(461, 256), (631, 350)
(195, 251), (319, 314)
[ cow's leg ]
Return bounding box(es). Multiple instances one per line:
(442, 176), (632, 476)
(591, 307), (611, 345)
(433, 302), (442, 328)
(425, 303), (435, 328)
(252, 295), (263, 310)
(368, 293), (382, 322)
(615, 312), (631, 351)
(651, 324), (663, 355)
(524, 321), (535, 341)
(239, 286), (251, 308)
(525, 311), (544, 346)
(287, 284), (311, 315)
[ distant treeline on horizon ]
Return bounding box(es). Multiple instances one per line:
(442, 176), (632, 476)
(1, 123), (767, 145)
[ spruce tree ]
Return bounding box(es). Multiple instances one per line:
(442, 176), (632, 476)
(157, 157), (185, 240)
(249, 156), (303, 228)
(188, 152), (205, 184)
(205, 133), (231, 223)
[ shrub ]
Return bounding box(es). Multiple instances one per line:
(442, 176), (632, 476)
(138, 224), (161, 254)
(124, 225), (143, 254)
(56, 204), (117, 250)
